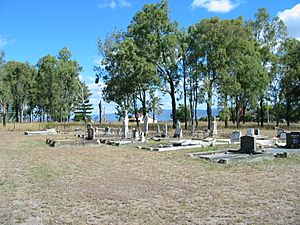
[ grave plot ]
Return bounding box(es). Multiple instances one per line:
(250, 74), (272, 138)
(24, 128), (59, 135)
(189, 133), (300, 164)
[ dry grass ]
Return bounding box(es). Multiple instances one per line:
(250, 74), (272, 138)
(0, 131), (300, 225)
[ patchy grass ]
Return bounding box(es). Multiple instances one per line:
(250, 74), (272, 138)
(0, 131), (300, 224)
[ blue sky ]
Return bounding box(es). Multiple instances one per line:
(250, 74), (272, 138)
(1, 0), (300, 114)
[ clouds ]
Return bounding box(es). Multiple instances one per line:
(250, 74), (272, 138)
(191, 0), (240, 13)
(98, 0), (131, 10)
(278, 4), (300, 40)
(0, 35), (15, 47)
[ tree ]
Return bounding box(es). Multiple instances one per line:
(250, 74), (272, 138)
(189, 17), (238, 129)
(127, 0), (181, 128)
(0, 51), (11, 126)
(280, 38), (300, 126)
(57, 47), (83, 122)
(74, 82), (93, 123)
(248, 8), (287, 127)
(148, 91), (163, 121)
(4, 61), (36, 122)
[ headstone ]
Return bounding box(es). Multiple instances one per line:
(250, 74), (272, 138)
(174, 120), (183, 138)
(230, 130), (242, 143)
(104, 126), (111, 135)
(246, 128), (255, 137)
(156, 125), (161, 137)
(140, 132), (146, 142)
(87, 126), (95, 140)
(203, 129), (210, 139)
(190, 125), (195, 136)
(210, 119), (218, 137)
(122, 110), (129, 139)
(143, 114), (149, 136)
(276, 128), (285, 137)
(162, 124), (168, 137)
(240, 136), (256, 154)
(132, 129), (140, 140)
(254, 128), (260, 136)
(286, 132), (300, 148)
(279, 132), (287, 140)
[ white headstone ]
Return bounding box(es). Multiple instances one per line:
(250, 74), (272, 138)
(122, 110), (129, 139)
(140, 132), (146, 142)
(279, 132), (287, 140)
(174, 120), (182, 138)
(246, 128), (255, 137)
(230, 130), (242, 143)
(143, 114), (149, 135)
(156, 125), (161, 137)
(210, 120), (218, 137)
(162, 124), (168, 137)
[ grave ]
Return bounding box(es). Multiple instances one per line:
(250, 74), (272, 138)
(143, 114), (149, 136)
(162, 124), (168, 137)
(156, 125), (161, 137)
(140, 132), (146, 143)
(276, 127), (285, 137)
(240, 136), (256, 154)
(279, 132), (287, 140)
(173, 120), (182, 138)
(230, 130), (242, 143)
(87, 125), (95, 140)
(122, 110), (129, 139)
(209, 119), (218, 137)
(104, 126), (111, 135)
(246, 128), (255, 137)
(24, 128), (58, 135)
(286, 132), (300, 149)
(132, 129), (140, 140)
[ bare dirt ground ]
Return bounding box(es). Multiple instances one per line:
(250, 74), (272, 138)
(1, 131), (300, 225)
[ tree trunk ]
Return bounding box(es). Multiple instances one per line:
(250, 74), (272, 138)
(242, 105), (246, 124)
(98, 101), (102, 124)
(235, 97), (240, 129)
(286, 94), (291, 127)
(167, 71), (177, 128)
(142, 90), (147, 116)
(2, 104), (7, 126)
(189, 78), (194, 127)
(207, 90), (212, 130)
(183, 57), (187, 129)
(133, 94), (139, 127)
(260, 97), (264, 127)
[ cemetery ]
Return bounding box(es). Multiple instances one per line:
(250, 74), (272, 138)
(39, 110), (300, 166)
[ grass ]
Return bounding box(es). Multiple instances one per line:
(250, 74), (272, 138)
(0, 131), (300, 224)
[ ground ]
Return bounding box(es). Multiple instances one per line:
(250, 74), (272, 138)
(0, 131), (300, 225)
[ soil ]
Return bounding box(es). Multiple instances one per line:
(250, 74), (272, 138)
(0, 131), (299, 225)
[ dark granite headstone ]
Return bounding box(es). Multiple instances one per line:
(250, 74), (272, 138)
(286, 132), (300, 149)
(240, 136), (256, 154)
(87, 127), (95, 140)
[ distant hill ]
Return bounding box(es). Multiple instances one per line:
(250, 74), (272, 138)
(92, 108), (219, 122)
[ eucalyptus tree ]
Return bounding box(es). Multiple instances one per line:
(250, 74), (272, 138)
(127, 0), (181, 128)
(4, 61), (36, 122)
(248, 8), (287, 126)
(0, 51), (11, 126)
(36, 55), (60, 121)
(99, 31), (158, 125)
(279, 38), (300, 126)
(189, 17), (235, 129)
(57, 47), (82, 122)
